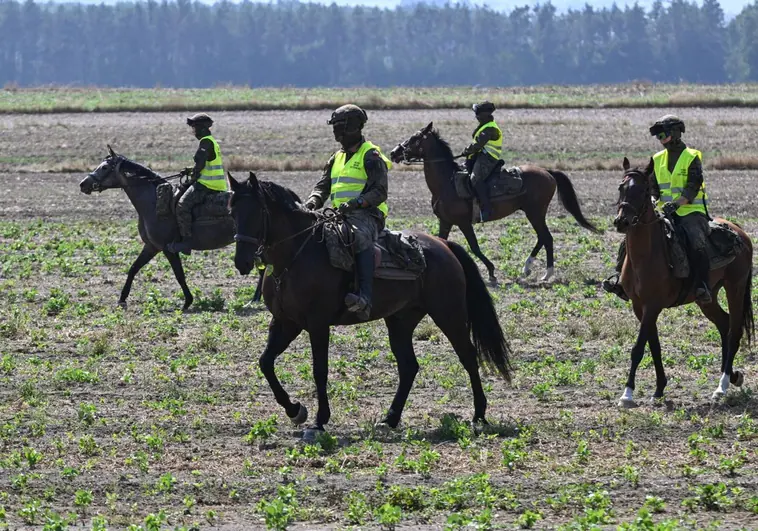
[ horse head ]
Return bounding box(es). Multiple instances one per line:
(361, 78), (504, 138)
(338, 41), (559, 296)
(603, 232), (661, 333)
(80, 145), (128, 194)
(229, 171), (267, 276)
(614, 157), (654, 233)
(390, 122), (435, 163)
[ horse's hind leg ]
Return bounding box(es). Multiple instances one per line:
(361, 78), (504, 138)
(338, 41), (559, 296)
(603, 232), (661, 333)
(163, 250), (194, 310)
(438, 219), (453, 240)
(119, 244), (159, 308)
(713, 277), (749, 398)
(459, 223), (496, 283)
(259, 318), (306, 424)
(524, 206), (554, 281)
(698, 294), (733, 398)
(428, 306), (488, 423)
(378, 311), (426, 429)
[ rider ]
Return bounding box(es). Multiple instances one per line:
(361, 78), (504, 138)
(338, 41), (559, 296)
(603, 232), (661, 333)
(167, 113), (226, 255)
(462, 101), (503, 222)
(602, 115), (711, 303)
(303, 104), (391, 321)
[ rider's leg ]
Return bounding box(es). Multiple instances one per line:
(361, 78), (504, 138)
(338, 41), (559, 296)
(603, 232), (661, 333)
(344, 210), (381, 321)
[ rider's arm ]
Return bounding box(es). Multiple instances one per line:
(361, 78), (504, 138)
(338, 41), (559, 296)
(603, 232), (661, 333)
(358, 150), (388, 208)
(307, 155), (335, 209)
(679, 156), (704, 205)
(191, 138), (215, 180)
(465, 127), (500, 155)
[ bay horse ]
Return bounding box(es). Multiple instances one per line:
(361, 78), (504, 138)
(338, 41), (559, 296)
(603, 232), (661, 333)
(614, 157), (753, 406)
(228, 172), (511, 439)
(390, 123), (600, 282)
(80, 147), (235, 310)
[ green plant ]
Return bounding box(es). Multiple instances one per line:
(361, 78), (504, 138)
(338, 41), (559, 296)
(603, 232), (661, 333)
(517, 510), (542, 529)
(375, 503), (401, 530)
(345, 492), (371, 525)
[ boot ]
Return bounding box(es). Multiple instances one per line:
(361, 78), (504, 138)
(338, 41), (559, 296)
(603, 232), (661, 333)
(344, 249), (374, 321)
(601, 274), (629, 301)
(474, 180), (493, 222)
(166, 238), (193, 256)
(692, 249), (712, 304)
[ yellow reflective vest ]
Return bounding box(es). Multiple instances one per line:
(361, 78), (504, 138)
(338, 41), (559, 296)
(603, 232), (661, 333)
(329, 141), (390, 217)
(653, 147), (707, 216)
(197, 135), (227, 192)
(469, 121), (503, 161)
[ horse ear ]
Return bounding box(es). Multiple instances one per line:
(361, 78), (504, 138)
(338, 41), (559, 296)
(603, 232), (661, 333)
(622, 157), (630, 171)
(227, 172), (241, 192)
(107, 145), (116, 158)
(247, 171), (260, 191)
(425, 122), (434, 131)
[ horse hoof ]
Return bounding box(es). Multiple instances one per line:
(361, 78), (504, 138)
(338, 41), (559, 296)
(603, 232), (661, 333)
(618, 398), (638, 409)
(472, 417), (489, 434)
(302, 426), (324, 442)
(650, 396), (665, 405)
(117, 301), (127, 310)
(290, 403), (308, 426)
(711, 390), (725, 400)
(488, 275), (498, 286)
(541, 267), (555, 282)
(374, 420), (397, 435)
(731, 371), (745, 387)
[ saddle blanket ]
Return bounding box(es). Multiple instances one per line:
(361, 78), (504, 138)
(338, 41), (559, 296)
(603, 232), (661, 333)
(665, 218), (746, 279)
(454, 166), (524, 201)
(324, 225), (426, 281)
(156, 182), (231, 220)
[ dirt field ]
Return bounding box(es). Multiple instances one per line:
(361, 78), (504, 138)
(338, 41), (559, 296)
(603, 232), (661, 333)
(0, 108), (757, 530)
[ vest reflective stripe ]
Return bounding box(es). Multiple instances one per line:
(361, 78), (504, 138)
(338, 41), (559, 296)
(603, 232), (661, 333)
(470, 121), (503, 161)
(330, 141), (391, 217)
(653, 147), (707, 216)
(197, 135), (227, 191)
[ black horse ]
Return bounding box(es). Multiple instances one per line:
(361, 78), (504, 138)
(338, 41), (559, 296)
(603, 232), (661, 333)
(80, 147), (235, 310)
(229, 172), (512, 439)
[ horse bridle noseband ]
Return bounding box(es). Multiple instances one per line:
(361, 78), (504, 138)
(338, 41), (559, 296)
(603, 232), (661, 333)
(618, 170), (658, 227)
(88, 156), (182, 191)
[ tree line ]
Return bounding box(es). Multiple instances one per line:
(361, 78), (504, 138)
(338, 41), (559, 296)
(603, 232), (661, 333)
(1, 0), (757, 87)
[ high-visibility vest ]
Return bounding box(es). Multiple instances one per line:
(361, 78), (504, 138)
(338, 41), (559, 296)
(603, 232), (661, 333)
(653, 147), (707, 216)
(469, 121), (503, 161)
(330, 141), (391, 217)
(197, 135), (227, 191)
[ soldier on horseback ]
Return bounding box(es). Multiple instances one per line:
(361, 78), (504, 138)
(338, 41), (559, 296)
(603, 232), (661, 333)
(462, 101), (503, 222)
(303, 104), (392, 320)
(603, 115), (712, 303)
(167, 113), (227, 255)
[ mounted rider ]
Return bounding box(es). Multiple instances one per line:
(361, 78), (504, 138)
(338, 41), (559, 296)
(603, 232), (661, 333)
(303, 104), (391, 321)
(603, 115), (712, 303)
(167, 113), (227, 255)
(462, 101), (503, 222)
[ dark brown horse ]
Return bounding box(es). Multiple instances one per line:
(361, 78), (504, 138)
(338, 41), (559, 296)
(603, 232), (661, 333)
(614, 158), (753, 406)
(390, 123), (600, 283)
(228, 172), (511, 439)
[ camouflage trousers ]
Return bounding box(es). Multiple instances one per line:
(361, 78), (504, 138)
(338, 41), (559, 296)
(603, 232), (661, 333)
(677, 212), (710, 252)
(176, 183), (215, 239)
(467, 153), (500, 187)
(346, 208), (385, 253)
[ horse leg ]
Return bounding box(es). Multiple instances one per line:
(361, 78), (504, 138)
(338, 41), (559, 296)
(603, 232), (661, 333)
(438, 219), (453, 240)
(524, 207), (554, 281)
(428, 307), (488, 423)
(698, 296), (733, 398)
(119, 245), (159, 309)
(619, 304), (661, 408)
(647, 321), (668, 401)
(163, 250), (195, 311)
(459, 223), (496, 283)
(303, 325), (331, 440)
(259, 318), (306, 424)
(377, 312), (425, 430)
(713, 278), (749, 398)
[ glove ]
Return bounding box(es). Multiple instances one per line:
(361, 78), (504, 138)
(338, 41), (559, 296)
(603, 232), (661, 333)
(337, 199), (359, 215)
(303, 199), (319, 211)
(662, 201), (678, 217)
(462, 144), (477, 157)
(180, 167), (193, 177)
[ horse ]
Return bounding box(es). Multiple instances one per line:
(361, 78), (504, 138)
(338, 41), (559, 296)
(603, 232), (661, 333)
(79, 146), (236, 310)
(613, 157), (753, 407)
(389, 122), (600, 282)
(228, 171), (512, 439)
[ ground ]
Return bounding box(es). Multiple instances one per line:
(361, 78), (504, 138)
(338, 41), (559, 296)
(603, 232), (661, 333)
(0, 107), (756, 530)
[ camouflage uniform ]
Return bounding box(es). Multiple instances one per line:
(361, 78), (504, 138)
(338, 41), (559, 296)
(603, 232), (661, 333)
(464, 101), (502, 221)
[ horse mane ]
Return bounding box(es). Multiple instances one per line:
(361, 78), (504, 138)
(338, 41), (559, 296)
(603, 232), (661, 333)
(118, 156), (165, 184)
(258, 180), (304, 212)
(429, 129), (462, 172)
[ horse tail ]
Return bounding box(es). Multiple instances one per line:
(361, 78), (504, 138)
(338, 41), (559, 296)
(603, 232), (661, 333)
(742, 267), (754, 345)
(447, 241), (512, 382)
(548, 170), (602, 234)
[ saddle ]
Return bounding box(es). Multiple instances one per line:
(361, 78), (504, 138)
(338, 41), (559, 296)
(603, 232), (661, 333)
(323, 222), (426, 281)
(156, 182), (231, 225)
(454, 163), (525, 202)
(663, 217), (745, 279)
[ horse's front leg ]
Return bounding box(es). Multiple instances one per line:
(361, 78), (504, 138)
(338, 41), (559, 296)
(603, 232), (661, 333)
(303, 326), (331, 441)
(119, 244), (159, 308)
(647, 321), (668, 401)
(619, 305), (661, 408)
(459, 223), (496, 283)
(438, 219), (453, 240)
(259, 318), (306, 424)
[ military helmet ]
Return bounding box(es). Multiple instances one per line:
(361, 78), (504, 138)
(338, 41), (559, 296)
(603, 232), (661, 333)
(327, 104), (368, 128)
(186, 113), (213, 128)
(472, 101), (496, 115)
(649, 114), (685, 137)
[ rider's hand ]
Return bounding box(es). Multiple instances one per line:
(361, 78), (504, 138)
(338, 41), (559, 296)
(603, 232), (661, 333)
(303, 199), (319, 211)
(180, 167), (193, 177)
(461, 144), (477, 156)
(662, 201), (678, 217)
(337, 200), (359, 215)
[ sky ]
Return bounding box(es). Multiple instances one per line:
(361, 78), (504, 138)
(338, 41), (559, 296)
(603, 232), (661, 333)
(56, 0), (753, 17)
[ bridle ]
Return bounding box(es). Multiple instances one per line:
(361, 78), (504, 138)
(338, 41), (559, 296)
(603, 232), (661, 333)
(394, 130), (464, 165)
(617, 169), (658, 227)
(87, 156), (181, 191)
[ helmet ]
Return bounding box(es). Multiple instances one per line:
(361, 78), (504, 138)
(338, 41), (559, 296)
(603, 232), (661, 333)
(649, 114), (685, 138)
(187, 113), (213, 128)
(327, 104), (368, 129)
(472, 101), (496, 115)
